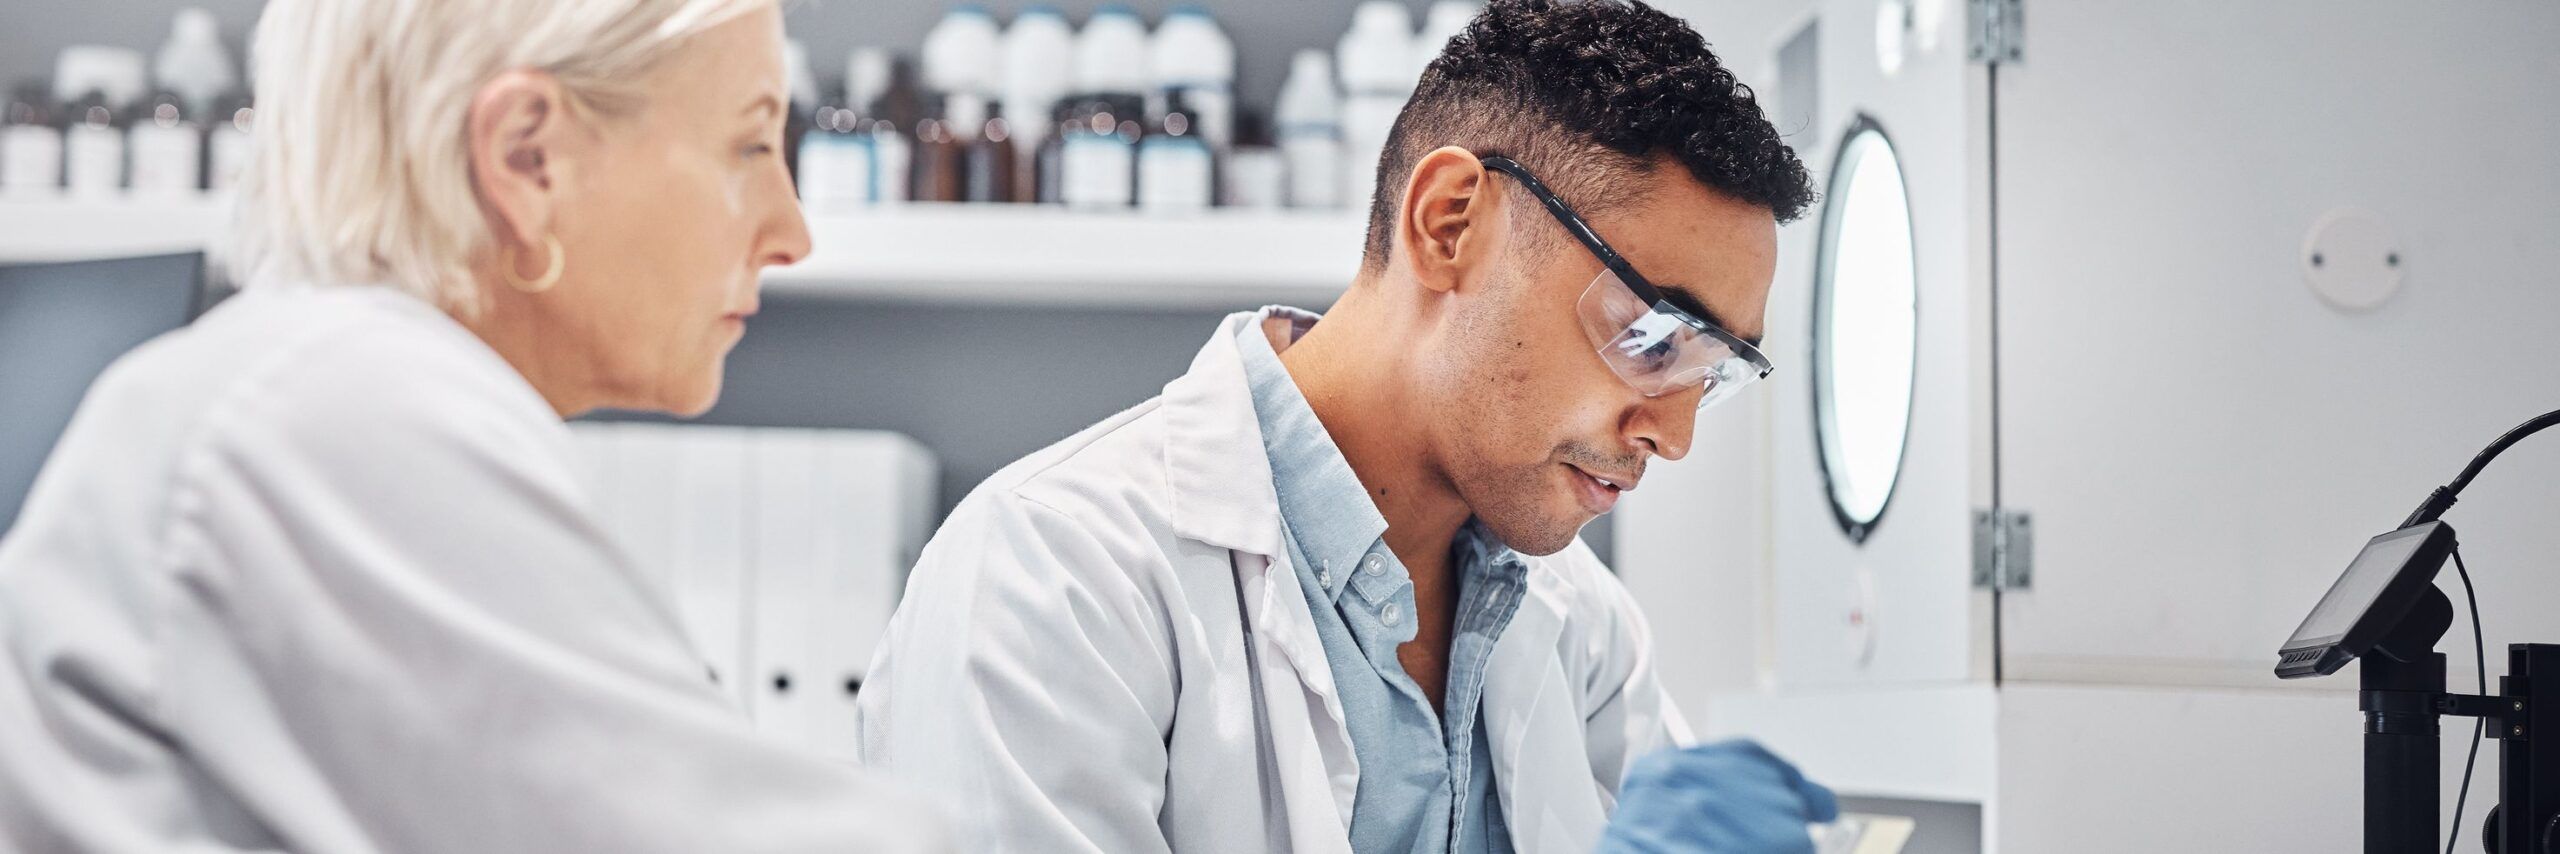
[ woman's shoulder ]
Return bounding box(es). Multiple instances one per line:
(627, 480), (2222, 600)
(90, 284), (563, 462)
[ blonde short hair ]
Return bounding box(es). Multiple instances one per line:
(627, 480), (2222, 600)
(232, 0), (774, 314)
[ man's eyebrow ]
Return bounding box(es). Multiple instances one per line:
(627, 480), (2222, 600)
(742, 93), (783, 118)
(1658, 283), (1762, 348)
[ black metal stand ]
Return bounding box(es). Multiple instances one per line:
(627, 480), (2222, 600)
(2354, 586), (2558, 853)
(2489, 644), (2558, 853)
(2364, 588), (2455, 853)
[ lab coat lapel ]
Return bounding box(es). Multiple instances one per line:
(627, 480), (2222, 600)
(1483, 560), (1611, 854)
(1162, 311), (1362, 842)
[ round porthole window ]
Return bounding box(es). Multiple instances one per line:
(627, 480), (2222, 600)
(1811, 116), (1918, 544)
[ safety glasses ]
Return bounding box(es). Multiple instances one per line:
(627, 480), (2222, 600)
(1479, 156), (1774, 411)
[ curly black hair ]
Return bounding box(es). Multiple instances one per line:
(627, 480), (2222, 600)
(1361, 0), (1814, 271)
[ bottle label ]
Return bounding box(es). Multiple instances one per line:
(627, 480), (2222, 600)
(1063, 135), (1133, 209)
(129, 124), (204, 196)
(797, 134), (875, 212)
(0, 126), (63, 192)
(209, 127), (252, 192)
(65, 125), (124, 197)
(1281, 133), (1341, 209)
(871, 134), (910, 204)
(1139, 139), (1213, 213)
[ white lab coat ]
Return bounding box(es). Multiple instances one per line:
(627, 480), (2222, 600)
(0, 284), (945, 853)
(854, 309), (1691, 854)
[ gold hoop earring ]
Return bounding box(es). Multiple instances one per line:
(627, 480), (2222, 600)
(504, 234), (565, 294)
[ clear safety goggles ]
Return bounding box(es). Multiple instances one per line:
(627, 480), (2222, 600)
(1481, 156), (1775, 411)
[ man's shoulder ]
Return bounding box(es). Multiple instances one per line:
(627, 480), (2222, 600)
(929, 396), (1187, 571)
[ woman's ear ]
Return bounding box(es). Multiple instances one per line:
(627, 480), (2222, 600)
(1397, 145), (1496, 295)
(466, 70), (572, 255)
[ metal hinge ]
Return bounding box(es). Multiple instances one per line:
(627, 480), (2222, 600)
(1968, 0), (2023, 65)
(1973, 508), (2033, 591)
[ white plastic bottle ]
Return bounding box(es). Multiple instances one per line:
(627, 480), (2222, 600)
(154, 8), (236, 119)
(1275, 49), (1342, 210)
(1148, 5), (1236, 150)
(921, 4), (1002, 107)
(846, 47), (892, 121)
(1072, 5), (1152, 103)
(1000, 6), (1074, 163)
(1, 84), (62, 196)
(1336, 1), (1414, 212)
(1412, 0), (1481, 82)
(127, 90), (202, 196)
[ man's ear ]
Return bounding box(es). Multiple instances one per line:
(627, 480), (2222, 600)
(466, 69), (573, 257)
(1397, 145), (1499, 295)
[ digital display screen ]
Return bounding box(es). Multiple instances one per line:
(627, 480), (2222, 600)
(2288, 528), (2430, 645)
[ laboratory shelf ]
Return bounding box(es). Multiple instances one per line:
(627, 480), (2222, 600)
(0, 197), (1367, 311)
(765, 204), (1366, 310)
(0, 195), (231, 266)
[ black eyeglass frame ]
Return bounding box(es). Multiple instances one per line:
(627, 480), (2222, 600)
(1477, 155), (1776, 383)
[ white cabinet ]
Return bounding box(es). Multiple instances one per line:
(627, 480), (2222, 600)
(1620, 1), (2560, 850)
(568, 423), (936, 760)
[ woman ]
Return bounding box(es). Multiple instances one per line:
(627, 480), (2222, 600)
(0, 1), (944, 851)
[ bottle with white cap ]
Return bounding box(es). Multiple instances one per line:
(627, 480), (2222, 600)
(1274, 49), (1342, 210)
(1336, 1), (1415, 213)
(1000, 6), (1073, 201)
(154, 8), (235, 119)
(1, 83), (63, 196)
(1063, 5), (1149, 211)
(921, 5), (1002, 203)
(1072, 5), (1151, 104)
(921, 4), (1001, 112)
(1148, 5), (1236, 151)
(1412, 1), (1481, 83)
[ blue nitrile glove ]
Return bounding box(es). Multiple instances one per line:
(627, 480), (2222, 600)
(1595, 739), (1839, 854)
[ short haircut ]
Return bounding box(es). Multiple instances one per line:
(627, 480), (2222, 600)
(234, 0), (774, 315)
(1363, 0), (1815, 271)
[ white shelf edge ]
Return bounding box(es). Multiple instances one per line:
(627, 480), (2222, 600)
(1, 198), (1368, 311)
(763, 204), (1367, 311)
(0, 195), (232, 266)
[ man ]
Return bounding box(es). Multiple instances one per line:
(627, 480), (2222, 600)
(855, 1), (1834, 851)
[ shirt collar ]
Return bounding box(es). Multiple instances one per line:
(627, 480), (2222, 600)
(1235, 307), (1531, 600)
(1235, 307), (1390, 602)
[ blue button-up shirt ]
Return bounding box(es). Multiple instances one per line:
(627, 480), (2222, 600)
(1236, 307), (1526, 854)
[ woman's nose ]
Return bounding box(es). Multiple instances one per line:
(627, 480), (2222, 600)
(762, 195), (813, 269)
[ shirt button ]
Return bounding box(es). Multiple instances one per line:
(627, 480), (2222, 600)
(1381, 602), (1403, 626)
(1317, 567), (1333, 588)
(1362, 554), (1385, 576)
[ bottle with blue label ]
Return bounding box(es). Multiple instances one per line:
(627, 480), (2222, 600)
(1061, 95), (1141, 211)
(1139, 91), (1213, 214)
(795, 84), (874, 212)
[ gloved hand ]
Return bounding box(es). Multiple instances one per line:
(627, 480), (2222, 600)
(1595, 739), (1839, 854)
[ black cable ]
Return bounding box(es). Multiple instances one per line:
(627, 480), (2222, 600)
(2444, 546), (2484, 854)
(2403, 407), (2560, 528)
